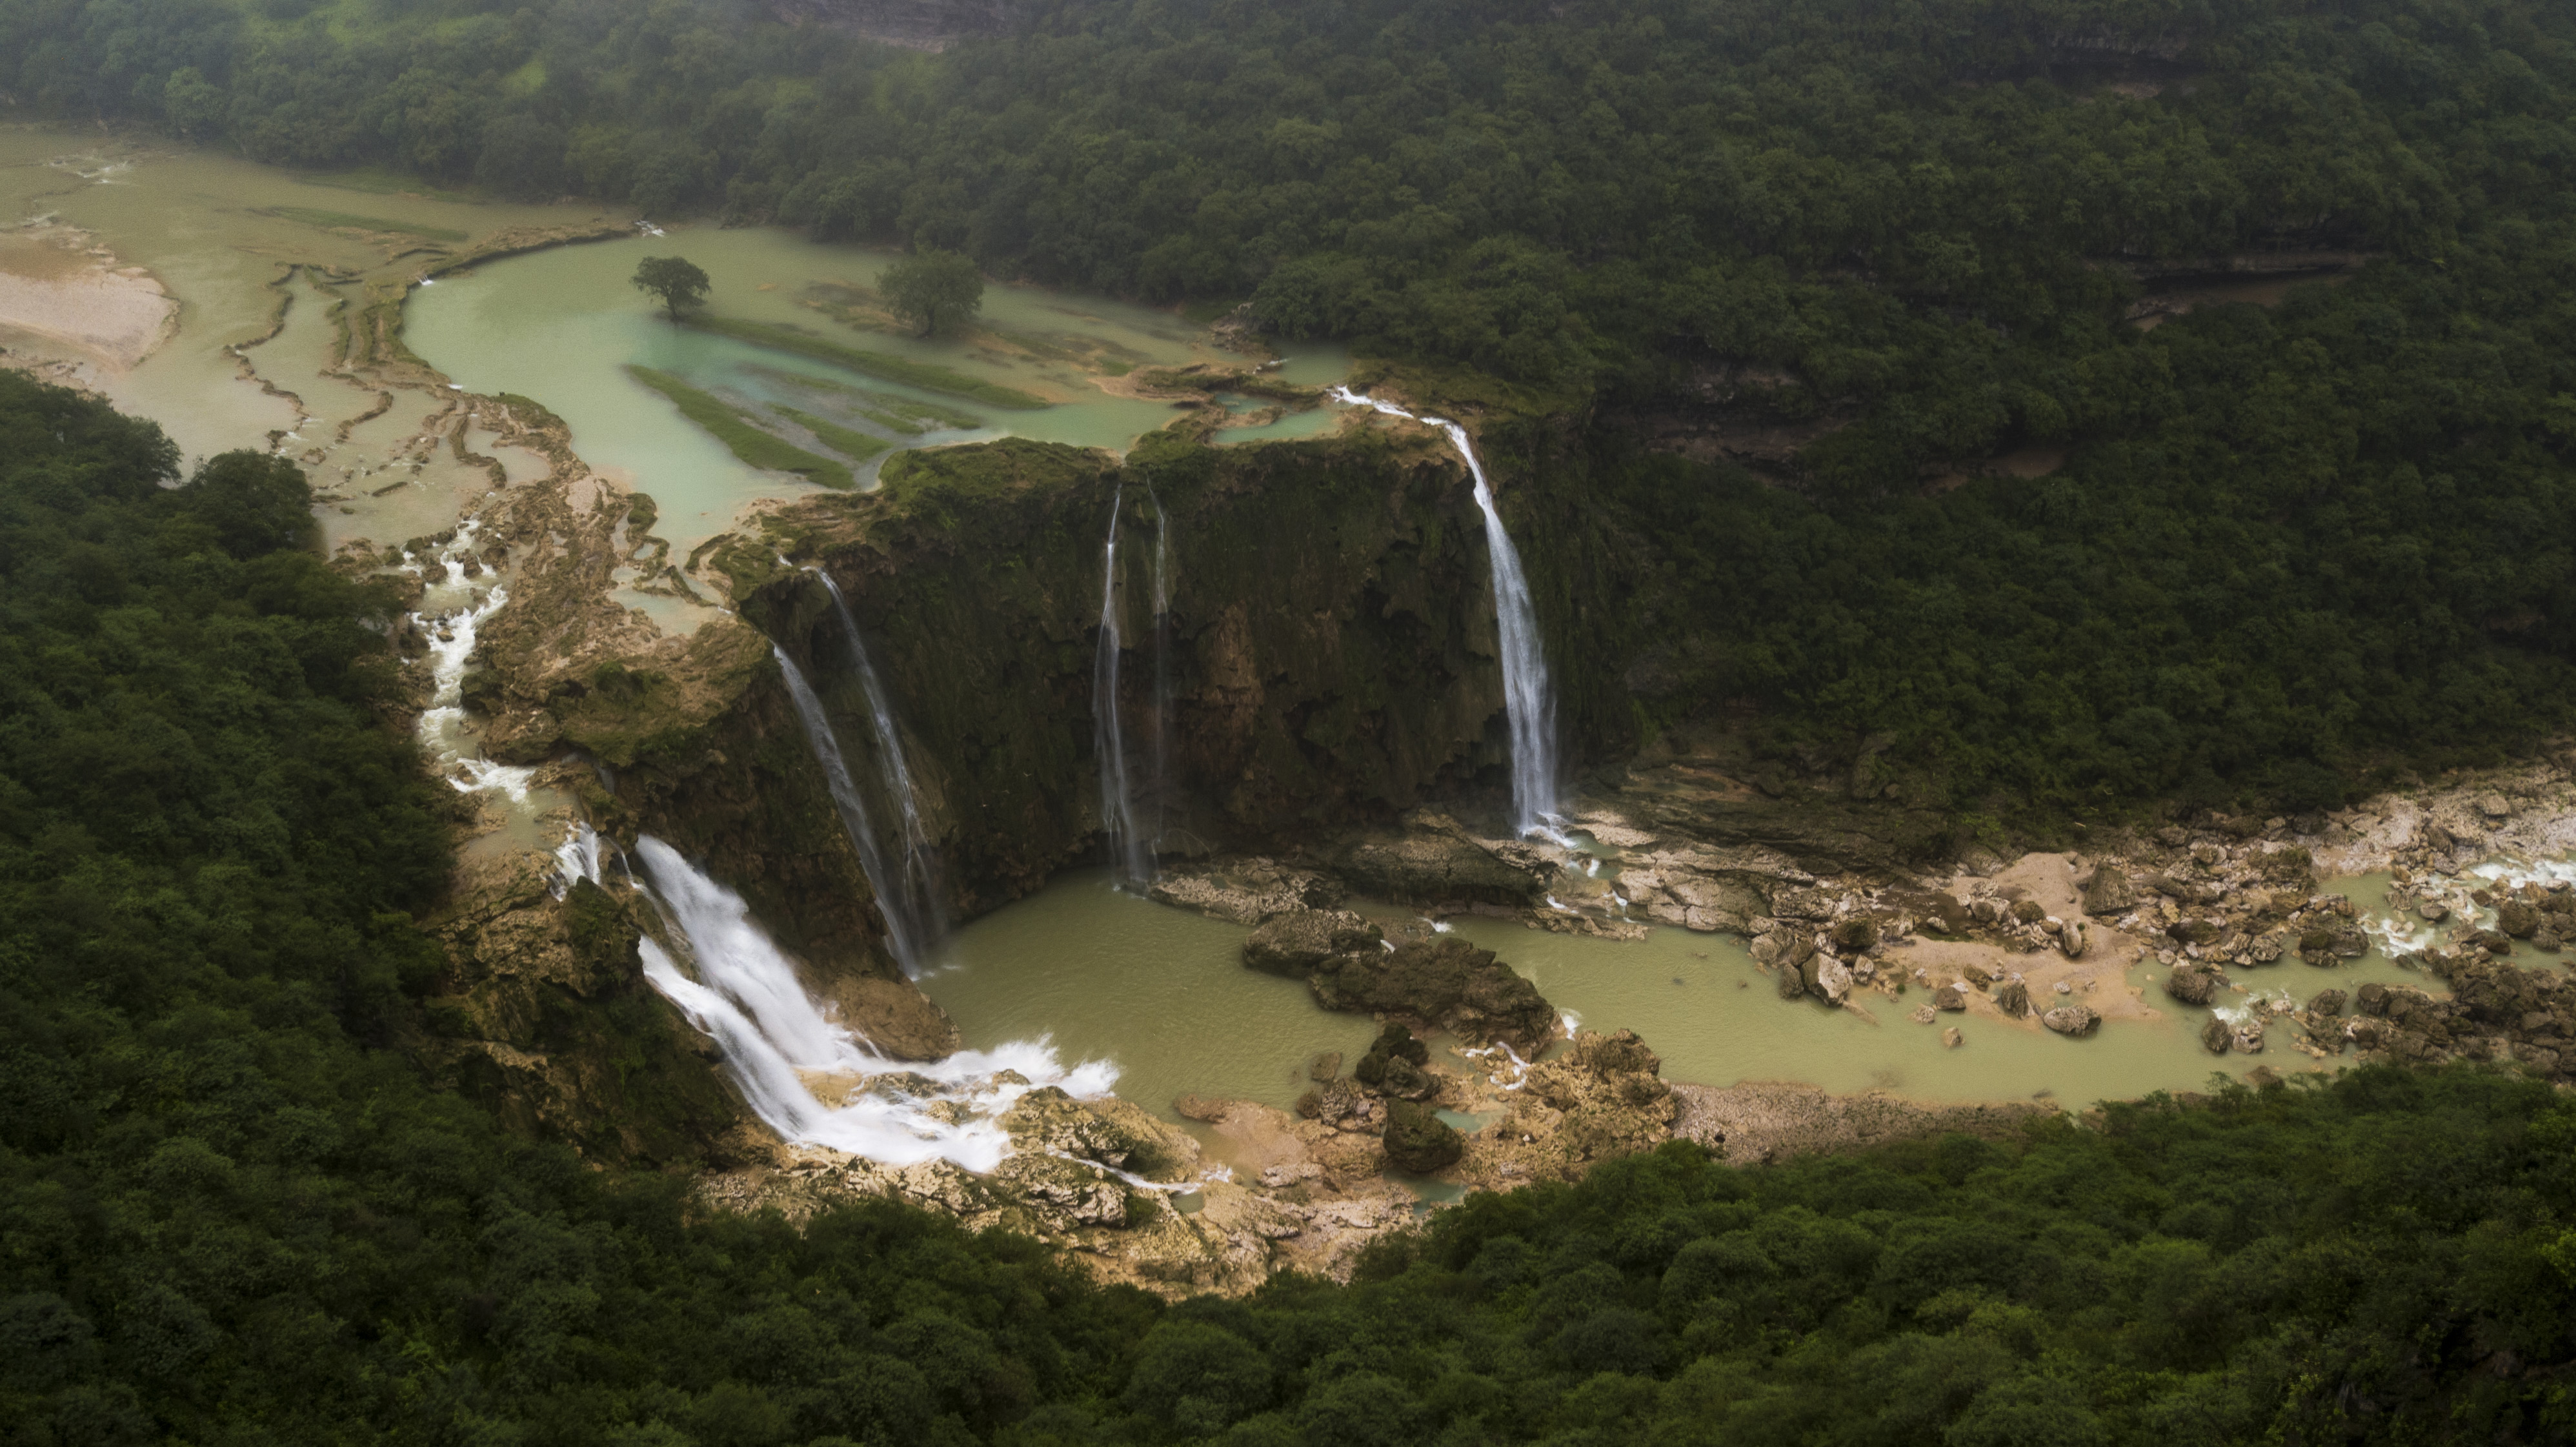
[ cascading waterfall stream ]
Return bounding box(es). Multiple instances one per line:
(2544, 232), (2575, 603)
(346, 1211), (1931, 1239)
(1330, 387), (1563, 836)
(775, 646), (926, 974)
(558, 835), (1116, 1170)
(1093, 482), (1154, 885)
(809, 570), (944, 953)
(407, 518), (538, 801)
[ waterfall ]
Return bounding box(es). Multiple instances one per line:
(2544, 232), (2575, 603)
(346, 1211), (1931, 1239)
(1093, 483), (1153, 885)
(809, 570), (944, 952)
(609, 836), (1116, 1170)
(1331, 387), (1562, 836)
(775, 645), (926, 973)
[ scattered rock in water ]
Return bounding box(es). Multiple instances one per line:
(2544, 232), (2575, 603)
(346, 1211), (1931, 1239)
(1382, 1098), (1464, 1172)
(1942, 1026), (1964, 1049)
(2165, 962), (2228, 1006)
(1910, 1004), (1938, 1024)
(2200, 1016), (2233, 1054)
(2499, 900), (2542, 939)
(1994, 980), (2030, 1017)
(1351, 1024), (1438, 1101)
(2041, 1004), (2098, 1037)
(1307, 1051), (1343, 1082)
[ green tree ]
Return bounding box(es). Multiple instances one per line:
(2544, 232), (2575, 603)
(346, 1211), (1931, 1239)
(878, 249), (983, 338)
(631, 256), (710, 322)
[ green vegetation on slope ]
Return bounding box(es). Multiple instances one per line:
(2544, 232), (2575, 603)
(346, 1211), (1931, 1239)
(626, 364), (854, 489)
(689, 315), (1049, 409)
(769, 402), (892, 463)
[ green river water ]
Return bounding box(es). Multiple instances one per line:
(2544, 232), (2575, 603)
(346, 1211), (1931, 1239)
(405, 226), (1349, 572)
(923, 869), (2478, 1123)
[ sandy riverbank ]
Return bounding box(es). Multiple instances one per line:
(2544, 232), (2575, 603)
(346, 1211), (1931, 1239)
(0, 225), (176, 378)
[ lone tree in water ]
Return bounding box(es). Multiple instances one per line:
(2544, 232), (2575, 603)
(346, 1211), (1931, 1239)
(631, 256), (710, 321)
(879, 249), (984, 337)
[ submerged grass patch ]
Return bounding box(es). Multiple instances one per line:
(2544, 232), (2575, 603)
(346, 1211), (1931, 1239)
(625, 366), (853, 489)
(689, 315), (1048, 410)
(768, 404), (891, 464)
(254, 206), (469, 242)
(740, 363), (984, 432)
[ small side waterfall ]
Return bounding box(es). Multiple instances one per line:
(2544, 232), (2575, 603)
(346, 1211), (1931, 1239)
(774, 645), (926, 973)
(1331, 387), (1562, 836)
(810, 570), (944, 953)
(609, 836), (1116, 1169)
(1092, 483), (1154, 885)
(407, 519), (538, 800)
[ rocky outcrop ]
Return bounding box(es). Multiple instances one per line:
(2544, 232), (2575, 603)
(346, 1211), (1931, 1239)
(419, 851), (750, 1167)
(2332, 948), (2576, 1081)
(1243, 909), (1383, 975)
(1382, 1100), (1464, 1173)
(1326, 827), (1546, 907)
(1243, 911), (1557, 1054)
(1148, 855), (1345, 925)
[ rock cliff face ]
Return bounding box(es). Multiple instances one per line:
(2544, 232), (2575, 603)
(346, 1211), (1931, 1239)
(715, 428), (1609, 920)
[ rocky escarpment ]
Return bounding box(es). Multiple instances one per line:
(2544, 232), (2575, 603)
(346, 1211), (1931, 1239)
(714, 425), (1628, 916)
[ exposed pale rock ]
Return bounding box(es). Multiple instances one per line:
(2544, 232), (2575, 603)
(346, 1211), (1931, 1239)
(2041, 1004), (2099, 1036)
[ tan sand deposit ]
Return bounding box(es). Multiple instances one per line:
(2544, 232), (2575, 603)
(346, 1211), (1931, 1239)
(0, 227), (177, 373)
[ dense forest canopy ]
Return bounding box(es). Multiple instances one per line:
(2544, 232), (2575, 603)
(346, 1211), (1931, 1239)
(0, 373), (2569, 1439)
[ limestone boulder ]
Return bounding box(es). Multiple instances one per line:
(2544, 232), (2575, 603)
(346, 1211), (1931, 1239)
(2164, 962), (2227, 1007)
(2080, 866), (2140, 916)
(2042, 1004), (2099, 1037)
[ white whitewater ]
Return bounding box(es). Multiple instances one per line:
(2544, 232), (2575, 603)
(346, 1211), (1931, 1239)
(1092, 483), (1154, 885)
(407, 519), (537, 800)
(774, 646), (927, 973)
(599, 836), (1116, 1170)
(1331, 387), (1562, 835)
(810, 570), (944, 954)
